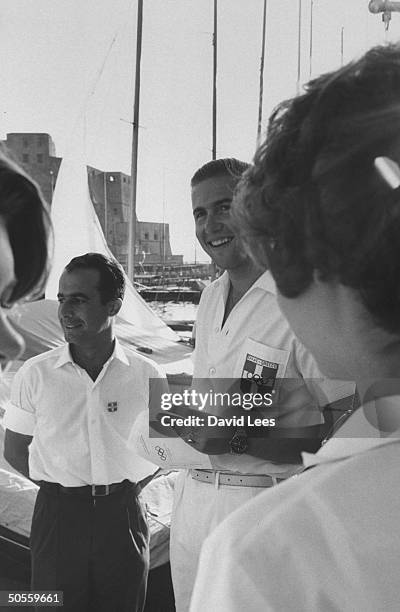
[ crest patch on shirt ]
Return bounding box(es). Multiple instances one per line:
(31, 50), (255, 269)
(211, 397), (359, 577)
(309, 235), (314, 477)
(241, 354), (278, 393)
(107, 401), (118, 413)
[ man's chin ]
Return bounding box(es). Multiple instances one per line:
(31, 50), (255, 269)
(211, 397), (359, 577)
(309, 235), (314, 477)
(205, 250), (230, 269)
(63, 329), (84, 343)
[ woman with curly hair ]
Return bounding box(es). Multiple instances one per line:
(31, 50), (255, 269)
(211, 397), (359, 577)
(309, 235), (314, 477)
(191, 44), (400, 612)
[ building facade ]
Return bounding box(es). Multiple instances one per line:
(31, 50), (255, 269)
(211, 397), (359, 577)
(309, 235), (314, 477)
(2, 132), (182, 273)
(3, 133), (62, 205)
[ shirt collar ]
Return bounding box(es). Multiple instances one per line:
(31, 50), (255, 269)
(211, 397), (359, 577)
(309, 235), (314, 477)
(252, 270), (277, 295)
(54, 337), (129, 369)
(54, 344), (74, 368)
(216, 269), (276, 296)
(302, 395), (400, 468)
(112, 337), (130, 366)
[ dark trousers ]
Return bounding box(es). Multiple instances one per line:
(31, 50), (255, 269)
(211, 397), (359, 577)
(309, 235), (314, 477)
(30, 484), (149, 612)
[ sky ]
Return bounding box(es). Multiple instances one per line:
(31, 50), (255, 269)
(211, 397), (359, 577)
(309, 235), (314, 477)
(1, 0), (400, 262)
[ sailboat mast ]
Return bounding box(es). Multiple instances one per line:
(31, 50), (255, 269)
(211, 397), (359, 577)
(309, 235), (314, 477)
(257, 0), (267, 144)
(296, 0), (302, 95)
(340, 26), (344, 66)
(128, 0), (143, 281)
(309, 0), (314, 78)
(212, 0), (217, 160)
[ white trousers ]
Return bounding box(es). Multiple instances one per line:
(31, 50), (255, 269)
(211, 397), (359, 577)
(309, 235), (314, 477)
(170, 470), (266, 612)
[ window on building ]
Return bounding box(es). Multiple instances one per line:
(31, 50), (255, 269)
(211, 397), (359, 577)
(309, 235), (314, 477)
(22, 154), (29, 163)
(154, 233), (158, 241)
(38, 136), (45, 146)
(37, 154), (43, 163)
(109, 175), (115, 182)
(23, 138), (28, 147)
(123, 177), (126, 183)
(144, 232), (149, 240)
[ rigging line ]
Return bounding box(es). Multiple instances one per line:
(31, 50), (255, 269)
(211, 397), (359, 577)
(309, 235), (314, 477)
(62, 0), (134, 158)
(88, 34), (119, 99)
(81, 31), (119, 158)
(85, 52), (118, 164)
(87, 0), (136, 102)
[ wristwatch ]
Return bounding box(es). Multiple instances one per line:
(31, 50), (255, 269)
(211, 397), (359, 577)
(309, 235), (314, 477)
(229, 427), (248, 455)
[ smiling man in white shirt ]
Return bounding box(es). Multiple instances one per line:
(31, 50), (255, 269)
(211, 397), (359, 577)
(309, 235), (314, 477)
(169, 159), (353, 611)
(3, 253), (164, 612)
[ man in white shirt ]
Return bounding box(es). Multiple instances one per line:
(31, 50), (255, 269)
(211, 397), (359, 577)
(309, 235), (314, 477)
(169, 159), (353, 611)
(4, 253), (164, 612)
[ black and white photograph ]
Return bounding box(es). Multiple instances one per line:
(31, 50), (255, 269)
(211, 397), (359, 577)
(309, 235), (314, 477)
(1, 1), (400, 610)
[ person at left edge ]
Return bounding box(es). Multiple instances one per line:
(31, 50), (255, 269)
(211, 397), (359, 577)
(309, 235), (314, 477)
(3, 252), (167, 612)
(0, 148), (51, 371)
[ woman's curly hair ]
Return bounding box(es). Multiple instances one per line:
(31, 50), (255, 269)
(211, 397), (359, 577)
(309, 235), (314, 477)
(233, 43), (400, 334)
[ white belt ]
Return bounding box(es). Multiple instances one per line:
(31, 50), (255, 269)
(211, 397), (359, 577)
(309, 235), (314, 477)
(190, 469), (285, 488)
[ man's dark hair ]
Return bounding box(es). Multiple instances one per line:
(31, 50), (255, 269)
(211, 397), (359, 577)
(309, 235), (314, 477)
(191, 158), (250, 187)
(65, 253), (125, 304)
(234, 43), (400, 334)
(0, 147), (51, 304)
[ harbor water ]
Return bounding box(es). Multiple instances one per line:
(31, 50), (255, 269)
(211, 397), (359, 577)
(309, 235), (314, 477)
(148, 301), (199, 324)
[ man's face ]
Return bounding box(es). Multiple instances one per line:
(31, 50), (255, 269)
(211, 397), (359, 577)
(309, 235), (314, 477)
(191, 174), (249, 271)
(0, 216), (25, 370)
(57, 268), (113, 345)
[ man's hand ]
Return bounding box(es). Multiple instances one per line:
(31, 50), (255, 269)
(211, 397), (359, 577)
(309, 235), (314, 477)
(156, 405), (236, 454)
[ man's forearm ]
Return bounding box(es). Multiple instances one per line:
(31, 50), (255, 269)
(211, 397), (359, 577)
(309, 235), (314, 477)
(4, 451), (30, 479)
(3, 430), (32, 480)
(245, 427), (325, 463)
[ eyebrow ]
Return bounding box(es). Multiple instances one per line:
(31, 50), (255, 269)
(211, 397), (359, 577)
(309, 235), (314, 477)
(192, 198), (232, 216)
(57, 292), (89, 299)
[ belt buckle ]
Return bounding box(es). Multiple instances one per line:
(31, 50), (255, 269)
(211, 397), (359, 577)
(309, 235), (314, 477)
(91, 484), (110, 496)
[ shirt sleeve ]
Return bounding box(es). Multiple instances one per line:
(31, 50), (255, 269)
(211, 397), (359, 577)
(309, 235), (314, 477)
(3, 366), (36, 435)
(190, 521), (283, 612)
(148, 366), (170, 423)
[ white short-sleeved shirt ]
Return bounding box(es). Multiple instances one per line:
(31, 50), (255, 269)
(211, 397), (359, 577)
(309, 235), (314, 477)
(190, 401), (400, 612)
(4, 339), (165, 485)
(192, 270), (354, 474)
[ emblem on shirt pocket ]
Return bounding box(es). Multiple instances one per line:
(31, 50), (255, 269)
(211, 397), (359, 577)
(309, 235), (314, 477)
(236, 338), (290, 396)
(107, 401), (118, 413)
(241, 354), (279, 393)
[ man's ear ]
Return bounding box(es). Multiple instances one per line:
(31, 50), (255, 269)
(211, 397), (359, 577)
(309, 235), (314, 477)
(108, 298), (122, 317)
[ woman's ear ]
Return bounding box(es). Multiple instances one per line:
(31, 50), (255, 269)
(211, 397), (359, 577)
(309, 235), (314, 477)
(108, 298), (122, 317)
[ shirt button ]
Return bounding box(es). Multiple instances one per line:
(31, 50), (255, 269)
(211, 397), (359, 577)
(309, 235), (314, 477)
(209, 367), (216, 376)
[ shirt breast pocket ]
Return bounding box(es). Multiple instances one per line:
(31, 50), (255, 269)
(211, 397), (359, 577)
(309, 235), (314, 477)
(236, 338), (290, 394)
